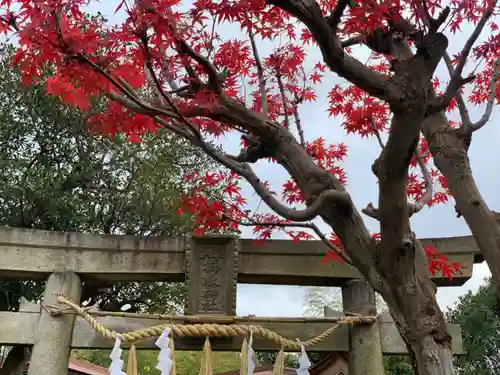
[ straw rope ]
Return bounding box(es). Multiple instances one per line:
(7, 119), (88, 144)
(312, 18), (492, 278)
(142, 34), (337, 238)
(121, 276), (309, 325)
(52, 296), (378, 350)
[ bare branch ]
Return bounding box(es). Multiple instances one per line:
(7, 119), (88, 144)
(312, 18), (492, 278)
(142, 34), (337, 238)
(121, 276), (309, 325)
(77, 53), (180, 120)
(371, 118), (385, 149)
(144, 65), (168, 106)
(443, 51), (472, 125)
(155, 106), (350, 222)
(408, 148), (433, 215)
(175, 38), (222, 91)
(341, 35), (365, 48)
(420, 1), (450, 33)
(429, 0), (498, 115)
(469, 57), (500, 132)
(276, 72), (290, 129)
(427, 75), (475, 115)
(223, 214), (353, 265)
(293, 95), (306, 146)
(249, 31), (268, 119)
(327, 0), (351, 32)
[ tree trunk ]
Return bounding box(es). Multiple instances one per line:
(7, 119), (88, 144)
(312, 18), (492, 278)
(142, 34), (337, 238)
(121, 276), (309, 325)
(410, 335), (454, 375)
(375, 238), (455, 375)
(421, 110), (500, 301)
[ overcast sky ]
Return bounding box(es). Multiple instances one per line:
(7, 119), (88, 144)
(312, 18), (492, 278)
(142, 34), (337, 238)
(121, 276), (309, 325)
(85, 1), (497, 317)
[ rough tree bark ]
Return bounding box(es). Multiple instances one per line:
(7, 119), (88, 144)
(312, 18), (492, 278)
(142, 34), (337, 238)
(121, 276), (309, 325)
(360, 6), (500, 303)
(422, 111), (500, 301)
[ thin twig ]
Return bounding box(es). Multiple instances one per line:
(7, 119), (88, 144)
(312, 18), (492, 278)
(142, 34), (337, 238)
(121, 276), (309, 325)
(293, 95), (306, 146)
(430, 0), (498, 114)
(443, 51), (472, 125)
(371, 118), (384, 149)
(223, 214), (353, 265)
(276, 73), (290, 129)
(249, 31), (268, 119)
(408, 148), (433, 214)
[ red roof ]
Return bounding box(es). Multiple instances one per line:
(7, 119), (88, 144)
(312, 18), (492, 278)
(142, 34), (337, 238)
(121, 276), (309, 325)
(68, 358), (108, 375)
(216, 365), (296, 374)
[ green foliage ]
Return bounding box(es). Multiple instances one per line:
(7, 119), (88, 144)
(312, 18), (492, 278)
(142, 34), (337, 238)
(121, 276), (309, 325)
(0, 42), (218, 314)
(383, 356), (413, 375)
(446, 277), (500, 375)
(73, 349), (241, 375)
(0, 43), (219, 370)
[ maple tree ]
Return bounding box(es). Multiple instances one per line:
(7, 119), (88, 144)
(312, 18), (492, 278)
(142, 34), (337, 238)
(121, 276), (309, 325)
(1, 0), (500, 372)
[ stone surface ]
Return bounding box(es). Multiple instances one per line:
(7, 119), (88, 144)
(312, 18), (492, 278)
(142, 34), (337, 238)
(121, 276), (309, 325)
(341, 279), (385, 375)
(27, 272), (82, 375)
(0, 227), (478, 286)
(185, 235), (238, 316)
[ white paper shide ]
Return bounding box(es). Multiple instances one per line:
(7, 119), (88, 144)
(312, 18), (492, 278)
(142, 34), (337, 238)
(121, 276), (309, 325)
(108, 337), (126, 375)
(155, 327), (174, 375)
(296, 341), (311, 375)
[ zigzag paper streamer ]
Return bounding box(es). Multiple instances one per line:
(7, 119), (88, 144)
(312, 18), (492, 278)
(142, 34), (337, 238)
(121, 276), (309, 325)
(296, 340), (311, 375)
(247, 330), (256, 375)
(155, 327), (174, 375)
(108, 337), (126, 375)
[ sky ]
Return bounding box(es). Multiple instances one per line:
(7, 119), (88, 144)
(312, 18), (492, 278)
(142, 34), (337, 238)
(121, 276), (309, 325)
(78, 1), (497, 317)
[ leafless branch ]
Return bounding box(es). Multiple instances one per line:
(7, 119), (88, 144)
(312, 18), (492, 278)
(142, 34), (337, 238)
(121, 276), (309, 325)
(443, 51), (472, 125)
(468, 57), (500, 132)
(341, 35), (365, 48)
(371, 119), (385, 149)
(327, 0), (351, 32)
(77, 53), (180, 120)
(293, 95), (306, 146)
(175, 38), (222, 91)
(249, 31), (268, 119)
(428, 0), (498, 115)
(408, 148), (433, 215)
(155, 107), (350, 222)
(223, 214), (353, 265)
(144, 65), (168, 106)
(420, 1), (450, 32)
(276, 73), (290, 129)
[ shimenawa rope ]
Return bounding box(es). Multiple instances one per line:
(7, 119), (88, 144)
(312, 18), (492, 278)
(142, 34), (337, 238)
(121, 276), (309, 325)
(54, 295), (378, 350)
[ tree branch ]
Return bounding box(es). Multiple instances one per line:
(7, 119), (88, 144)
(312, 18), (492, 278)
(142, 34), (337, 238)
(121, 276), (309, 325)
(293, 95), (306, 146)
(175, 38), (222, 92)
(420, 1), (450, 33)
(267, 0), (404, 103)
(223, 214), (353, 265)
(153, 103), (351, 222)
(326, 0), (351, 32)
(204, 143), (350, 222)
(408, 148), (433, 215)
(428, 0), (498, 114)
(443, 51), (472, 125)
(276, 72), (290, 129)
(249, 31), (268, 119)
(468, 57), (500, 132)
(363, 123), (432, 219)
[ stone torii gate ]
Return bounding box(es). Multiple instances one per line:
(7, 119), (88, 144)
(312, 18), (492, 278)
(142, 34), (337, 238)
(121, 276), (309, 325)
(0, 227), (480, 375)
